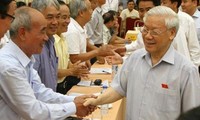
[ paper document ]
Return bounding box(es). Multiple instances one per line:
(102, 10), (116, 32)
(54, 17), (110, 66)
(90, 68), (112, 74)
(77, 80), (92, 87)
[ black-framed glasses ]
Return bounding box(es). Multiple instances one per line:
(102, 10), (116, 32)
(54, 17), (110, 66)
(1, 13), (15, 22)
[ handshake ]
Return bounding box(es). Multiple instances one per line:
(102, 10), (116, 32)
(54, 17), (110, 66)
(73, 94), (99, 117)
(74, 87), (120, 118)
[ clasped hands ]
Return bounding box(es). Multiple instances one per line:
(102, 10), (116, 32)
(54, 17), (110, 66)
(74, 94), (98, 117)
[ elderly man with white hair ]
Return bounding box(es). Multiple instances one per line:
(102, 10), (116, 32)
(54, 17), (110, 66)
(84, 6), (200, 120)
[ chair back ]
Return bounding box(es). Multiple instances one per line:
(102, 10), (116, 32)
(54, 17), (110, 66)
(134, 19), (144, 28)
(125, 17), (140, 33)
(117, 16), (122, 37)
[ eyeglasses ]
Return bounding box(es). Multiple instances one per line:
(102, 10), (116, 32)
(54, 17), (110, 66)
(1, 13), (15, 22)
(141, 27), (168, 36)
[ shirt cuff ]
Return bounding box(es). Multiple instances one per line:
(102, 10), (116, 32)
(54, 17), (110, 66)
(64, 95), (76, 102)
(63, 102), (77, 116)
(125, 43), (134, 52)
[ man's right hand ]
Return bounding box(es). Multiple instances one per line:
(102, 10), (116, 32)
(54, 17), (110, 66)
(97, 45), (115, 57)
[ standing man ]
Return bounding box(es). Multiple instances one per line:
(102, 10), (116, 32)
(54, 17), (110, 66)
(161, 0), (200, 67)
(102, 0), (119, 14)
(0, 7), (94, 120)
(32, 0), (60, 91)
(84, 6), (200, 120)
(181, 0), (200, 44)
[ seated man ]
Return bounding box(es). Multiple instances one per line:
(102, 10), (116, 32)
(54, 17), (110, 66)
(0, 7), (95, 120)
(63, 0), (115, 68)
(84, 6), (200, 120)
(103, 11), (132, 45)
(54, 0), (89, 94)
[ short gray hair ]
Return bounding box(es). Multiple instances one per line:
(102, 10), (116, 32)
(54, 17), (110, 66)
(31, 0), (60, 12)
(69, 0), (88, 19)
(10, 7), (32, 38)
(143, 6), (179, 32)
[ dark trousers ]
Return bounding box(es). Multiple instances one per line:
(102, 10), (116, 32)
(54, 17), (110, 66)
(56, 76), (80, 95)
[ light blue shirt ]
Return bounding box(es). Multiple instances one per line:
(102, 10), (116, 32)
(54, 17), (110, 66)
(0, 40), (76, 120)
(33, 36), (58, 91)
(111, 46), (200, 120)
(85, 7), (104, 44)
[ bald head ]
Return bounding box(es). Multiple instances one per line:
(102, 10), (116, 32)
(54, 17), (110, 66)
(10, 7), (48, 57)
(10, 7), (45, 38)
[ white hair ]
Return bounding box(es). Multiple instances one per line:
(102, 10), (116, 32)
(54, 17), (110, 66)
(143, 6), (179, 32)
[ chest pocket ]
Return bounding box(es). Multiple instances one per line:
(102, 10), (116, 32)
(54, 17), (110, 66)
(153, 87), (179, 112)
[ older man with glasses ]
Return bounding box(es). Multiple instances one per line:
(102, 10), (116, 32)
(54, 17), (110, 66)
(84, 6), (200, 120)
(0, 0), (16, 39)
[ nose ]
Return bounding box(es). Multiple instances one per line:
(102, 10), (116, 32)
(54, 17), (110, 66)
(66, 18), (70, 25)
(51, 17), (58, 25)
(145, 31), (153, 39)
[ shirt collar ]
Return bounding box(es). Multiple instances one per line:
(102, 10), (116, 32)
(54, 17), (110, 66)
(96, 6), (102, 13)
(54, 34), (62, 44)
(9, 40), (33, 68)
(70, 18), (85, 33)
(103, 24), (109, 32)
(142, 45), (175, 66)
(192, 9), (200, 18)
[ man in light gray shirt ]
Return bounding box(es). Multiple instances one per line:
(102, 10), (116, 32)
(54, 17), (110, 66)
(84, 6), (200, 120)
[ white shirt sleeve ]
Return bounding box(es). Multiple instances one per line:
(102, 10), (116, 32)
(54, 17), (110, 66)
(0, 66), (76, 120)
(32, 69), (75, 103)
(186, 18), (200, 66)
(125, 32), (144, 52)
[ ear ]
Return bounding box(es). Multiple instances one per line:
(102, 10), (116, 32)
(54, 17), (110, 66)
(169, 27), (176, 41)
(17, 27), (26, 41)
(172, 1), (178, 9)
(78, 10), (84, 17)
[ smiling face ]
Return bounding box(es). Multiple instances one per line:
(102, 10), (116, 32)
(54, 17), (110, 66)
(42, 6), (60, 37)
(57, 4), (70, 34)
(0, 1), (16, 38)
(138, 1), (155, 20)
(142, 15), (175, 57)
(181, 0), (197, 16)
(23, 10), (48, 57)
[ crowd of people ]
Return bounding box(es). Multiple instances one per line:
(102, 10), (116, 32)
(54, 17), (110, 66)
(0, 0), (200, 119)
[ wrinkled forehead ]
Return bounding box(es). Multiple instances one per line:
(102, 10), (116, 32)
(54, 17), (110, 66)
(144, 15), (166, 27)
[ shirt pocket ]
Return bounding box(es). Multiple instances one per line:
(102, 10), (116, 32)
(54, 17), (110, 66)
(153, 87), (178, 112)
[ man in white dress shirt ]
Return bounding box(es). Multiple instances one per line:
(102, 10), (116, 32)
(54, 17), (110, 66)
(101, 0), (119, 14)
(161, 0), (200, 67)
(0, 7), (95, 120)
(181, 0), (200, 44)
